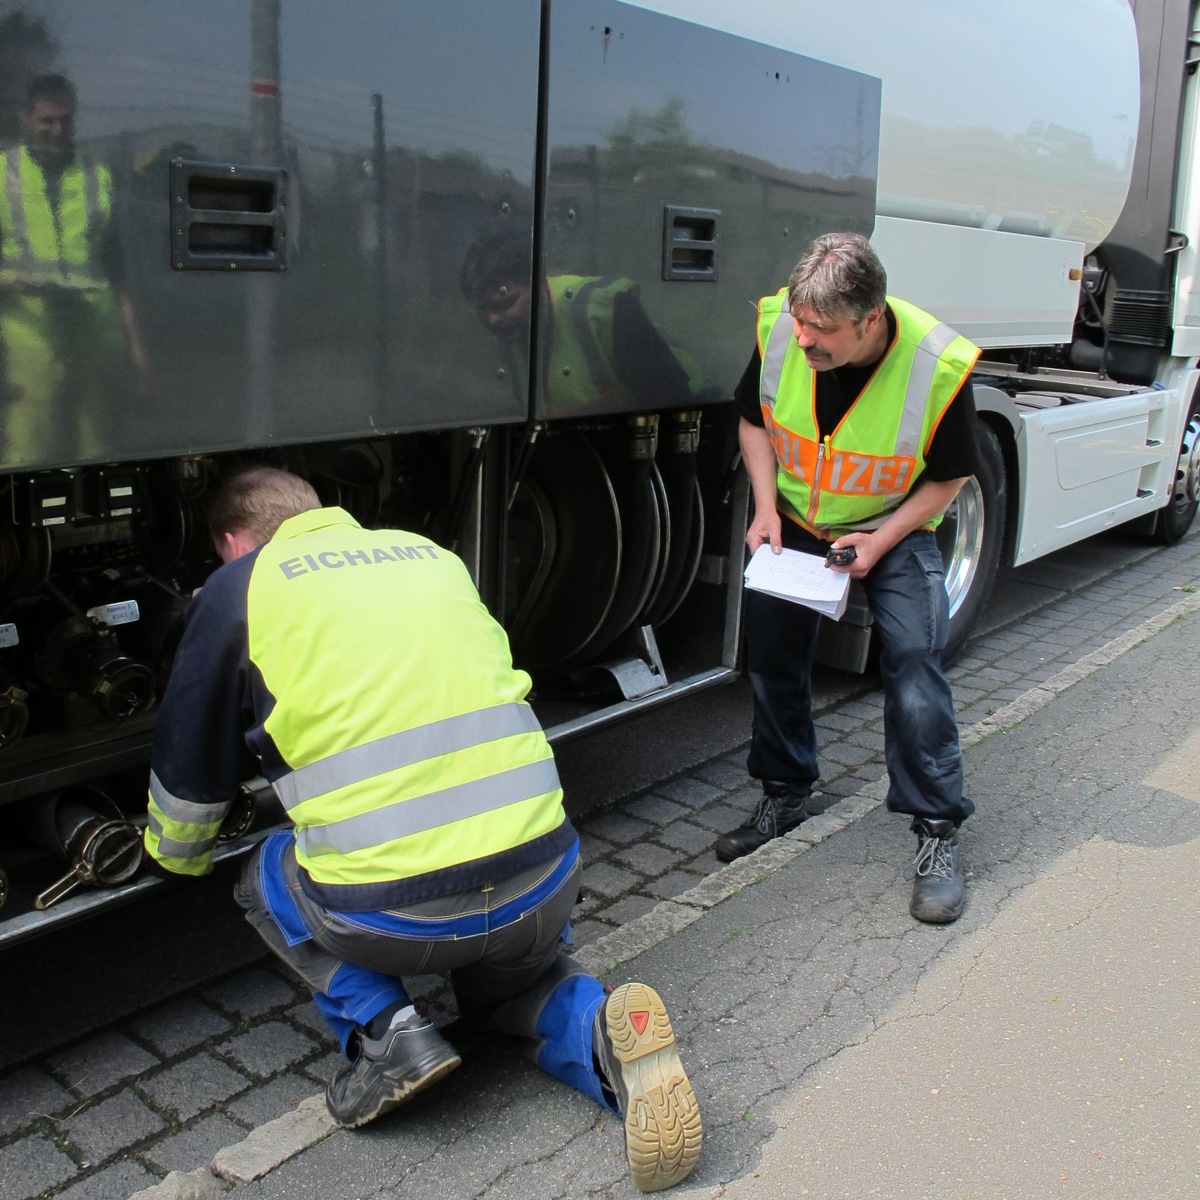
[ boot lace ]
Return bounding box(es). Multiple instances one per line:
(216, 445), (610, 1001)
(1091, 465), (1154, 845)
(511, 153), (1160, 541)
(745, 795), (779, 838)
(913, 833), (955, 880)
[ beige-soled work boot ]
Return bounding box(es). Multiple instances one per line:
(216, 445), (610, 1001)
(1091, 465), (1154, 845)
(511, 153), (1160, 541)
(593, 982), (703, 1192)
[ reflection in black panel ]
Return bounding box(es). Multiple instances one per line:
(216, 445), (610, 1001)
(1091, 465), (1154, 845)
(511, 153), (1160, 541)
(0, 0), (542, 472)
(540, 0), (880, 420)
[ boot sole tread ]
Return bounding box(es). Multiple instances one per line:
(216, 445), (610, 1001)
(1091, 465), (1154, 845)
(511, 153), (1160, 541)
(606, 982), (703, 1192)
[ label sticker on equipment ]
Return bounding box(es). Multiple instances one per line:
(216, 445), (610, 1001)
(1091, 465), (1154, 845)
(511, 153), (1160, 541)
(86, 601), (141, 627)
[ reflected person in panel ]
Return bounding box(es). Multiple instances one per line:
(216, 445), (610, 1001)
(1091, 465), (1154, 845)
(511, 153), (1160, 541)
(460, 233), (702, 412)
(0, 73), (150, 465)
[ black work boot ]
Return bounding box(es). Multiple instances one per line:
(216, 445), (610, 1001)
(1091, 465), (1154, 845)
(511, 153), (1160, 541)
(714, 785), (809, 862)
(593, 981), (703, 1192)
(909, 818), (965, 924)
(326, 1007), (462, 1128)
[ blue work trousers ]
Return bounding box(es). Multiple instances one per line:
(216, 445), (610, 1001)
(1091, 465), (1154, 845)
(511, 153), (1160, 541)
(235, 832), (615, 1110)
(744, 523), (974, 824)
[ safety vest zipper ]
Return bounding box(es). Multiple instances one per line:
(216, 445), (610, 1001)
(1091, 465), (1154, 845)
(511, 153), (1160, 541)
(806, 435), (830, 528)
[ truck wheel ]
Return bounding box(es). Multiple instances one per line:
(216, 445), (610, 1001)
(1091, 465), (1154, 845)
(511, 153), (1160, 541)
(938, 419), (1006, 663)
(1152, 397), (1200, 545)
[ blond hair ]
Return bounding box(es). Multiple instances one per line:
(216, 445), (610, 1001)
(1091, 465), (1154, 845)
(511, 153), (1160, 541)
(207, 465), (320, 546)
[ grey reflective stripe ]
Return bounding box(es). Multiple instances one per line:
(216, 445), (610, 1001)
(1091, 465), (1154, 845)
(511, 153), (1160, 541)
(897, 322), (960, 454)
(149, 770), (229, 826)
(146, 812), (219, 859)
(4, 150), (35, 274)
(274, 701), (543, 811)
(83, 161), (101, 229)
(296, 757), (562, 858)
(760, 307), (793, 413)
(566, 278), (619, 393)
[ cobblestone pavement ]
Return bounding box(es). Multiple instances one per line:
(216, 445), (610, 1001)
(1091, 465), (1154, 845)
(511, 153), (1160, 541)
(2, 529), (1199, 1200)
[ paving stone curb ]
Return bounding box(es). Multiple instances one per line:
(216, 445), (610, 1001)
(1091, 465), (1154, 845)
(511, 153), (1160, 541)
(210, 1095), (337, 1184)
(127, 1168), (226, 1200)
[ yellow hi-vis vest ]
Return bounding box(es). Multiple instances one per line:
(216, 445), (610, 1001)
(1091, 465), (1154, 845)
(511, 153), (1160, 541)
(757, 292), (979, 539)
(0, 146), (112, 291)
(544, 275), (635, 408)
(543, 275), (709, 407)
(146, 509), (568, 899)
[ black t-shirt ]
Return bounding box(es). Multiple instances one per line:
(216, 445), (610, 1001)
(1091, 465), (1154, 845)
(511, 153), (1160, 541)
(735, 306), (979, 483)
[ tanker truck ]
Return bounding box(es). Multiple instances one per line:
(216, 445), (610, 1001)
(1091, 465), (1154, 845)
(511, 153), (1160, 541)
(0, 0), (1194, 942)
(699, 0), (1200, 671)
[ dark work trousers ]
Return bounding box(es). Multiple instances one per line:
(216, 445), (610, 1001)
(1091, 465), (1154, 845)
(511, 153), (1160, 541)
(236, 831), (615, 1109)
(743, 520), (974, 824)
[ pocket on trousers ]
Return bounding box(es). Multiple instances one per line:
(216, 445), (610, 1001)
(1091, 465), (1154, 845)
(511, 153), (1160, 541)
(258, 831), (314, 948)
(912, 542), (946, 580)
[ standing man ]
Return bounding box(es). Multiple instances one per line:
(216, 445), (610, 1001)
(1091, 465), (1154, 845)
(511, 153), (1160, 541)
(0, 73), (150, 464)
(142, 466), (701, 1194)
(716, 232), (979, 925)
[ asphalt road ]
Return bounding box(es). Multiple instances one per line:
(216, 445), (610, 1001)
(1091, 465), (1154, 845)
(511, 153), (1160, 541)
(0, 524), (1163, 1069)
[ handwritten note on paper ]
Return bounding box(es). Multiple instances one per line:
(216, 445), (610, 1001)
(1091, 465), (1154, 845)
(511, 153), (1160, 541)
(743, 545), (851, 620)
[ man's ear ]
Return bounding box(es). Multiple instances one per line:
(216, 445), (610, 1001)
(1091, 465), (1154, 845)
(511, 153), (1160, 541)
(219, 529), (259, 563)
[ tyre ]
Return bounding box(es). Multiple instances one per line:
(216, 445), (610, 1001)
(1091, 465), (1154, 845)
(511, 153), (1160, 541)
(937, 419), (1006, 663)
(1152, 397), (1200, 545)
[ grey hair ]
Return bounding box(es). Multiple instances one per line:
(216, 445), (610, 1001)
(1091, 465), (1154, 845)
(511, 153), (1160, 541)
(786, 232), (887, 324)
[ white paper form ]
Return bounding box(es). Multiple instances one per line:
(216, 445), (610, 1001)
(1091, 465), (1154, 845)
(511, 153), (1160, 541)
(743, 544), (851, 620)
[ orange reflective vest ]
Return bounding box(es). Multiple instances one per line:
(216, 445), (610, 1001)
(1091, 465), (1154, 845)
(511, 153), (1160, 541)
(756, 292), (979, 538)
